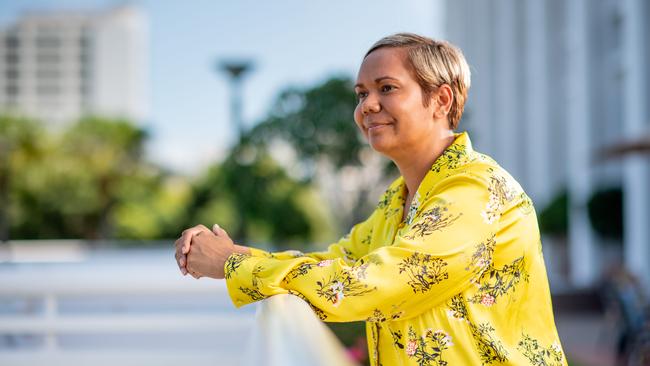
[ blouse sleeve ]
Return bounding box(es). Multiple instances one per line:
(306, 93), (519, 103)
(224, 170), (501, 322)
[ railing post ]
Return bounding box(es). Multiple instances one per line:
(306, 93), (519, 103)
(44, 293), (58, 351)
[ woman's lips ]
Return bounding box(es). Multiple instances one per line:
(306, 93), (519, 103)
(367, 123), (391, 132)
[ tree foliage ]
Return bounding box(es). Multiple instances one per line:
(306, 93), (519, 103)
(6, 116), (161, 239)
(0, 115), (45, 241)
(0, 75), (381, 244)
(183, 137), (333, 248)
(588, 186), (623, 242)
(249, 76), (364, 174)
(0, 114), (332, 245)
(247, 76), (397, 232)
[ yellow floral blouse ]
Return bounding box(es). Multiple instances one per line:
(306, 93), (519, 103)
(224, 132), (567, 366)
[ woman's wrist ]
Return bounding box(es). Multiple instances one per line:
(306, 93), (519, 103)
(233, 244), (251, 255)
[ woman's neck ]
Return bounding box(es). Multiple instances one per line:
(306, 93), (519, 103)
(395, 131), (456, 200)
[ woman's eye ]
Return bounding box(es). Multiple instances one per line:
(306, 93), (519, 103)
(381, 85), (395, 93)
(356, 91), (368, 99)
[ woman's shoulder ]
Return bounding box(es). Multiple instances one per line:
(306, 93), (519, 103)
(458, 150), (522, 189)
(426, 151), (530, 207)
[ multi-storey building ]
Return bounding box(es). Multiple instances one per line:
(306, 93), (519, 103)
(0, 4), (148, 126)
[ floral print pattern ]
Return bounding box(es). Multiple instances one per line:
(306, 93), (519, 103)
(283, 262), (316, 283)
(468, 256), (529, 306)
(362, 229), (373, 245)
(446, 295), (508, 365)
(223, 131), (566, 366)
(315, 270), (375, 307)
(403, 204), (462, 240)
(367, 308), (387, 322)
(351, 253), (382, 280)
(406, 326), (453, 365)
(224, 253), (250, 280)
(287, 289), (328, 321)
(237, 264), (267, 301)
(472, 323), (509, 364)
(378, 185), (404, 220)
(517, 192), (534, 215)
(481, 169), (517, 224)
(466, 235), (497, 281)
(398, 253), (449, 293)
(405, 191), (421, 225)
(390, 328), (405, 349)
(517, 333), (565, 366)
(430, 143), (470, 173)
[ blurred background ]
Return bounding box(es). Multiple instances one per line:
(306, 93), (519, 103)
(0, 0), (648, 365)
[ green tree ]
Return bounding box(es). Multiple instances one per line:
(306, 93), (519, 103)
(184, 137), (333, 249)
(0, 115), (44, 241)
(247, 76), (396, 231)
(59, 117), (148, 238)
(249, 76), (363, 170)
(9, 116), (166, 240)
(112, 174), (192, 241)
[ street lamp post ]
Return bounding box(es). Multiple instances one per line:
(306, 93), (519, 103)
(218, 60), (253, 141)
(216, 60), (254, 242)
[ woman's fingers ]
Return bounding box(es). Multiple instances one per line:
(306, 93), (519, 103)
(176, 224), (210, 277)
(212, 223), (230, 239)
(181, 225), (209, 254)
(174, 238), (188, 275)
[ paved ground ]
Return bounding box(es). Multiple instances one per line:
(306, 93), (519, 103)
(556, 312), (618, 366)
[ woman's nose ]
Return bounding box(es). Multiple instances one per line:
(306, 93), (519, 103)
(361, 94), (380, 115)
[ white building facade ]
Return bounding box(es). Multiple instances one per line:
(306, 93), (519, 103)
(444, 0), (650, 290)
(0, 5), (148, 126)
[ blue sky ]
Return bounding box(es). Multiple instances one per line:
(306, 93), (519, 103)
(0, 0), (444, 175)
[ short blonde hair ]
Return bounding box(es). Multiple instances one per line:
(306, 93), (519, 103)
(365, 33), (471, 130)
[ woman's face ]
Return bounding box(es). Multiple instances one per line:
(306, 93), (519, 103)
(353, 47), (438, 159)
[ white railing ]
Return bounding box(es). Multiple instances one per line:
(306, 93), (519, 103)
(0, 260), (254, 366)
(0, 243), (358, 366)
(247, 294), (358, 366)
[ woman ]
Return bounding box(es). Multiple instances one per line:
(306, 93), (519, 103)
(175, 33), (567, 365)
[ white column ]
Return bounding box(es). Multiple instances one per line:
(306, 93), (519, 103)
(621, 0), (650, 291)
(524, 0), (551, 206)
(566, 0), (597, 287)
(468, 0), (495, 155)
(493, 0), (518, 173)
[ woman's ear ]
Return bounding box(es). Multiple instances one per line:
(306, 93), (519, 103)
(434, 84), (454, 119)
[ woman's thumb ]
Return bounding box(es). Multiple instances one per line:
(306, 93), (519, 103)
(212, 224), (228, 238)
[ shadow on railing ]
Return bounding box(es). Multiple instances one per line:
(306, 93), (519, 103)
(245, 294), (358, 366)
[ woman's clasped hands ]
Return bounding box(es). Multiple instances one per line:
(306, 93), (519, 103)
(174, 224), (236, 279)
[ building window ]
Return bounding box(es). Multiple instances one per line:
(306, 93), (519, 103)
(5, 69), (19, 79)
(36, 69), (60, 79)
(36, 53), (60, 64)
(36, 36), (61, 48)
(6, 84), (19, 96)
(36, 84), (60, 96)
(79, 51), (91, 64)
(5, 53), (19, 64)
(5, 34), (19, 49)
